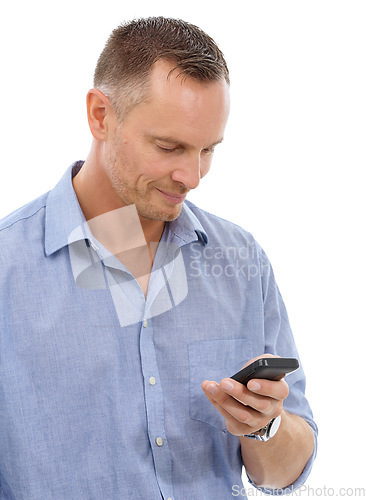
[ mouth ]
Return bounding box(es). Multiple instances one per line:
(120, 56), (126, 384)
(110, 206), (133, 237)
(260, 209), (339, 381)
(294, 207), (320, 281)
(156, 188), (187, 205)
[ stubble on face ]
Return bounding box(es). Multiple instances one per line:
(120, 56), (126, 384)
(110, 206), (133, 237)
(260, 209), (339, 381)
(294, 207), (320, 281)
(105, 126), (186, 223)
(101, 61), (229, 226)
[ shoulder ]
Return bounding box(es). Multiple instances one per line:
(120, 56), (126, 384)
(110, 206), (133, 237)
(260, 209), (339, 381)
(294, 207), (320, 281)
(0, 193), (49, 263)
(185, 199), (259, 249)
(184, 200), (274, 289)
(0, 192), (49, 233)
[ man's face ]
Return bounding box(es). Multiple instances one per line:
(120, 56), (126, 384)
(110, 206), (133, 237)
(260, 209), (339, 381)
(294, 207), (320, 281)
(103, 59), (230, 222)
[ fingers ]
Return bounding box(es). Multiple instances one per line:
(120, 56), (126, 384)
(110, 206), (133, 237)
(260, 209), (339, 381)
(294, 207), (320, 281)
(201, 377), (288, 435)
(202, 381), (255, 435)
(245, 378), (289, 403)
(202, 381), (253, 421)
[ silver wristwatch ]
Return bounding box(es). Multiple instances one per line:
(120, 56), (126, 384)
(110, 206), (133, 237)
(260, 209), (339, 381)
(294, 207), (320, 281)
(243, 415), (282, 442)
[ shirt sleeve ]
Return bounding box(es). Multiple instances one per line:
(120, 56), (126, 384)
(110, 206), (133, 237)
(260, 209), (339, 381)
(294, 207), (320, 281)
(245, 244), (318, 494)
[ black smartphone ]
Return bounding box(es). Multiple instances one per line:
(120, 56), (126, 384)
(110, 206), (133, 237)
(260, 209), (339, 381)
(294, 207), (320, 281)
(231, 357), (299, 386)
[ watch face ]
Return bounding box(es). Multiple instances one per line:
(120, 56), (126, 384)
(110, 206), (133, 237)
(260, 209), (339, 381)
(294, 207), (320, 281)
(244, 415), (282, 441)
(268, 415), (282, 438)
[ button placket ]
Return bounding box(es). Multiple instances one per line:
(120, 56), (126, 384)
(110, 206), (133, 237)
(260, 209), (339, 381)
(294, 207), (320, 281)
(139, 316), (174, 498)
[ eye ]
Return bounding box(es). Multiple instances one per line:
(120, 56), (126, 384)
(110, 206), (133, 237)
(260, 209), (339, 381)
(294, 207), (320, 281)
(156, 144), (177, 154)
(202, 147), (215, 155)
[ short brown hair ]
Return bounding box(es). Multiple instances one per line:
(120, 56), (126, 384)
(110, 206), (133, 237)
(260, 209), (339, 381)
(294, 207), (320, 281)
(93, 17), (230, 119)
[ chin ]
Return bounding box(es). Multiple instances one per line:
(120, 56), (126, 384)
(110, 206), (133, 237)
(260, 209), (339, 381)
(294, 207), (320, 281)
(163, 212), (181, 222)
(139, 204), (183, 222)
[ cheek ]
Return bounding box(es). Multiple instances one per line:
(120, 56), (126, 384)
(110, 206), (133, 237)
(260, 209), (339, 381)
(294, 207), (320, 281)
(200, 159), (213, 179)
(141, 150), (175, 179)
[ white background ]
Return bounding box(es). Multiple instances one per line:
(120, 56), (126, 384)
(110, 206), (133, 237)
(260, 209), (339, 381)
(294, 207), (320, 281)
(1, 1), (365, 497)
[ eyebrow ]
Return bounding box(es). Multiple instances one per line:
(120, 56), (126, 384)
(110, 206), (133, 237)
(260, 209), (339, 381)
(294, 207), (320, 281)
(150, 135), (224, 149)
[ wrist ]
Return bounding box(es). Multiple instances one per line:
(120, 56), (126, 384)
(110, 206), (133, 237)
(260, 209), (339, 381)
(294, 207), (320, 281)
(243, 413), (282, 442)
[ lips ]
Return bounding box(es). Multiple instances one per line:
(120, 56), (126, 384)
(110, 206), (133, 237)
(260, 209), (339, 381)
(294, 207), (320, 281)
(156, 188), (187, 204)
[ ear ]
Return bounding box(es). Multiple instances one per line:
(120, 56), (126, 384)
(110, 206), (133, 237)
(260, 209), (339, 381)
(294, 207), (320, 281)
(86, 89), (114, 141)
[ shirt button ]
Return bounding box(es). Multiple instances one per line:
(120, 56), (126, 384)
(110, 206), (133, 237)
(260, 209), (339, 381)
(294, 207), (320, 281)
(155, 437), (163, 447)
(149, 376), (156, 386)
(143, 319), (148, 328)
(90, 241), (99, 252)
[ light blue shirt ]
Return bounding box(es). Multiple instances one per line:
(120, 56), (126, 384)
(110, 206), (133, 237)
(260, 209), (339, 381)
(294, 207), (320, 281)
(0, 162), (317, 499)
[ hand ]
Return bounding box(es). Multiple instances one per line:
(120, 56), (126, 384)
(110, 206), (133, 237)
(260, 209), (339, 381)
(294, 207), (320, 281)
(201, 354), (290, 437)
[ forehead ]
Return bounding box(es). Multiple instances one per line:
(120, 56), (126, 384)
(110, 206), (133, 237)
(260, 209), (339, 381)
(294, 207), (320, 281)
(124, 60), (230, 146)
(148, 58), (229, 104)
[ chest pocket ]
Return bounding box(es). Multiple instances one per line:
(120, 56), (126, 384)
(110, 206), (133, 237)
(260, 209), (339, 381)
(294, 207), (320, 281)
(188, 339), (254, 432)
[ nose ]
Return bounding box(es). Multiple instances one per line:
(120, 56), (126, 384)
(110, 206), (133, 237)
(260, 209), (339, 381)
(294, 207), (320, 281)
(170, 155), (201, 190)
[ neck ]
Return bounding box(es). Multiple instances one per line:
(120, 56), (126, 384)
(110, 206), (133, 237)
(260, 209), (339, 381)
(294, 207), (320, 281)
(72, 153), (165, 249)
(138, 216), (165, 245)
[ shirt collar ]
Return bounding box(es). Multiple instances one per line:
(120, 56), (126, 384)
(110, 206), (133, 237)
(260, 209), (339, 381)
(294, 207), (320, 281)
(44, 162), (208, 257)
(45, 161), (86, 256)
(165, 201), (208, 247)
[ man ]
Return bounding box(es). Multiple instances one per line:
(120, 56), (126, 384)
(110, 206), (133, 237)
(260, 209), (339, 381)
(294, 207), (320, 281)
(0, 17), (317, 499)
